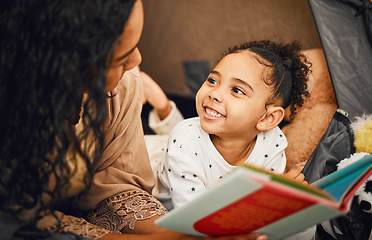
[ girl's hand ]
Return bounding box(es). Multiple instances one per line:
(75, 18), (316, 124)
(283, 167), (308, 185)
(140, 71), (172, 120)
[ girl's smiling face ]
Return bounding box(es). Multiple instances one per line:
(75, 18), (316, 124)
(196, 51), (272, 140)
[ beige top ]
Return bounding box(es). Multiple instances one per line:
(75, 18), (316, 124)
(78, 67), (155, 210)
(34, 67), (160, 239)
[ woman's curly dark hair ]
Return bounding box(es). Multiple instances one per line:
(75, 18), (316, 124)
(0, 0), (135, 222)
(225, 40), (311, 120)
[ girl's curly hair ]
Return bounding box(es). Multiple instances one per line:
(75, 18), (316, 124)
(226, 40), (311, 120)
(0, 0), (135, 221)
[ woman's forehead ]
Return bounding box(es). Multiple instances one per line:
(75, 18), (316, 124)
(112, 0), (144, 61)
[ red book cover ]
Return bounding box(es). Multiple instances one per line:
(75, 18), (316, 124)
(194, 184), (316, 236)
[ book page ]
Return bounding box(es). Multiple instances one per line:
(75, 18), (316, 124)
(313, 154), (372, 202)
(242, 164), (333, 200)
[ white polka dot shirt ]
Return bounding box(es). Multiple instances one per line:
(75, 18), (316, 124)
(158, 117), (287, 208)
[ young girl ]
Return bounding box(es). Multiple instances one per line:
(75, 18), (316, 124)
(158, 40), (310, 208)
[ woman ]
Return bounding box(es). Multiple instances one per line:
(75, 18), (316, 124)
(0, 0), (266, 239)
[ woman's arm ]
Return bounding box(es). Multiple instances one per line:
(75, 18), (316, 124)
(100, 215), (267, 240)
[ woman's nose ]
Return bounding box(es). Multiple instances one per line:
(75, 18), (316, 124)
(131, 48), (142, 67)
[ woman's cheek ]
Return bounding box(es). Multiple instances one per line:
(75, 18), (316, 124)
(105, 67), (123, 92)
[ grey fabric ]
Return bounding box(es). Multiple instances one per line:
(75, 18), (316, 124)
(309, 0), (372, 121)
(303, 1), (372, 238)
(302, 112), (353, 184)
(182, 60), (210, 98)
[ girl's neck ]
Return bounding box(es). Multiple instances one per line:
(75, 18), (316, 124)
(210, 134), (257, 166)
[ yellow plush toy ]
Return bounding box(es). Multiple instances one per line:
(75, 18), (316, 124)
(352, 114), (372, 153)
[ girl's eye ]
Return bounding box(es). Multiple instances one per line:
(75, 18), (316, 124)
(232, 87), (245, 95)
(207, 77), (217, 85)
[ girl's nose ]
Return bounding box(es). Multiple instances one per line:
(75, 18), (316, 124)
(208, 88), (222, 102)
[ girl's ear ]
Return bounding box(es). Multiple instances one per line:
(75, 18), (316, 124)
(256, 106), (285, 131)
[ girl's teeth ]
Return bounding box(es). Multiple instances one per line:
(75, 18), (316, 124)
(206, 108), (223, 117)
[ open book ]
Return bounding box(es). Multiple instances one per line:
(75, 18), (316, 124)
(155, 154), (372, 240)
